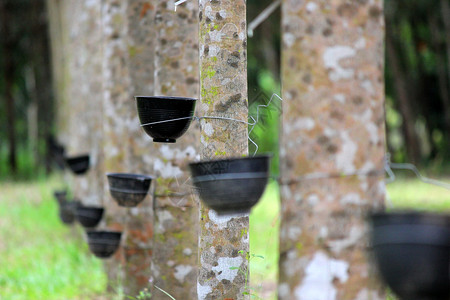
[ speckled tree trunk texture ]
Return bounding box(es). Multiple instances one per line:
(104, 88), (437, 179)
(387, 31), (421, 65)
(48, 0), (104, 207)
(150, 1), (199, 299)
(101, 0), (155, 297)
(279, 1), (386, 299)
(197, 0), (250, 299)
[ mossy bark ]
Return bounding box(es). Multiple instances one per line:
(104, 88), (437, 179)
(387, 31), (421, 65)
(150, 1), (199, 299)
(279, 1), (385, 299)
(198, 0), (250, 299)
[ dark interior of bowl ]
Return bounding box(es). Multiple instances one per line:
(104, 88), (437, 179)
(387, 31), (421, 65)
(58, 201), (81, 224)
(65, 155), (90, 175)
(87, 231), (122, 258)
(189, 155), (271, 214)
(369, 212), (450, 299)
(76, 206), (104, 228)
(136, 96), (196, 143)
(189, 155), (270, 178)
(106, 173), (153, 207)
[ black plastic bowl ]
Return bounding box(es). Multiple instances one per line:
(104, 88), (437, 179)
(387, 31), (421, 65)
(369, 212), (450, 300)
(135, 96), (196, 143)
(75, 205), (104, 228)
(189, 155), (271, 214)
(65, 154), (90, 175)
(86, 231), (122, 258)
(53, 190), (67, 204)
(106, 173), (153, 207)
(58, 200), (81, 225)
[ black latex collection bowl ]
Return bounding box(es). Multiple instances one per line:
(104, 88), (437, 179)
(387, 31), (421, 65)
(75, 205), (104, 228)
(58, 200), (81, 225)
(86, 231), (122, 259)
(189, 155), (271, 214)
(53, 190), (67, 203)
(369, 211), (450, 300)
(65, 154), (90, 175)
(106, 173), (153, 207)
(135, 96), (196, 143)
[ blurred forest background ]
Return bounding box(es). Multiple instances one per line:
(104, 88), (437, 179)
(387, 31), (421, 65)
(1, 0), (449, 180)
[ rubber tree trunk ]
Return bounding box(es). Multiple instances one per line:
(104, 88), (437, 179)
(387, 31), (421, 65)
(101, 0), (156, 297)
(279, 1), (386, 299)
(61, 0), (104, 207)
(197, 0), (250, 299)
(150, 1), (199, 299)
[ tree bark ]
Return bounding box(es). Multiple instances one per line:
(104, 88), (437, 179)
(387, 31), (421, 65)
(197, 0), (250, 299)
(101, 0), (156, 297)
(279, 1), (386, 299)
(150, 1), (199, 299)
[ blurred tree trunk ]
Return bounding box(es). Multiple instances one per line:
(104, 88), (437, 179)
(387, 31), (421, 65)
(197, 0), (250, 299)
(279, 0), (385, 298)
(386, 21), (421, 163)
(31, 0), (53, 173)
(1, 0), (17, 174)
(441, 0), (450, 91)
(430, 14), (450, 141)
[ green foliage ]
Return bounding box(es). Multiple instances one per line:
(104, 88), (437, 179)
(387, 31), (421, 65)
(385, 0), (450, 163)
(0, 145), (47, 181)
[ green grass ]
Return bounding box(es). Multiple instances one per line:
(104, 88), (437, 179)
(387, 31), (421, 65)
(1, 175), (449, 299)
(250, 180), (279, 299)
(0, 177), (107, 300)
(387, 176), (450, 211)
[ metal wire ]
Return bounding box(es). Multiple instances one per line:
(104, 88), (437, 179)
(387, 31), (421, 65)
(278, 155), (450, 192)
(248, 0), (281, 37)
(385, 154), (450, 190)
(279, 169), (385, 185)
(138, 93), (283, 156)
(174, 0), (189, 11)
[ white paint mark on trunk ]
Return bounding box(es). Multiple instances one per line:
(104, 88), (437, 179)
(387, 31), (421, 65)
(211, 256), (244, 281)
(197, 282), (213, 300)
(336, 131), (357, 173)
(154, 158), (183, 178)
(329, 226), (364, 254)
(174, 265), (193, 283)
(295, 251), (349, 300)
(323, 46), (356, 81)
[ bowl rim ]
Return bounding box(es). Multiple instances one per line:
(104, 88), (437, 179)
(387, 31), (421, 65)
(106, 172), (154, 181)
(192, 172), (269, 183)
(369, 211), (450, 224)
(86, 230), (122, 237)
(76, 205), (104, 211)
(64, 154), (90, 162)
(135, 95), (197, 101)
(189, 153), (272, 168)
